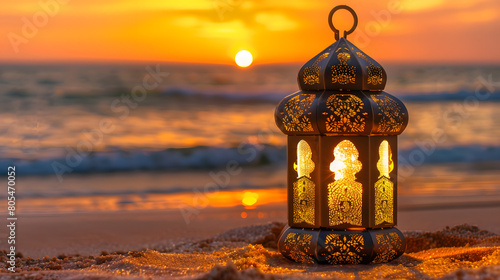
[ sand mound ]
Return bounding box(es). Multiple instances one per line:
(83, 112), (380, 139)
(405, 224), (500, 253)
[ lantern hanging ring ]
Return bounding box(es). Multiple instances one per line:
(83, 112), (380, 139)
(328, 5), (358, 41)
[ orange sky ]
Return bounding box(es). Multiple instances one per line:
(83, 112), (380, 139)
(1, 0), (499, 64)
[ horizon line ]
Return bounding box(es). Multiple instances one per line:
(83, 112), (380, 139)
(1, 59), (500, 67)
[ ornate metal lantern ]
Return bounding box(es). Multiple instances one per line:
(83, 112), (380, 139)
(276, 5), (408, 264)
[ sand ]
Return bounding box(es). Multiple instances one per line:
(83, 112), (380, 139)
(8, 203), (500, 259)
(1, 203), (499, 279)
(1, 222), (500, 279)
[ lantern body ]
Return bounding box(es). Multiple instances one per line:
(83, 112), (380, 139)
(275, 12), (409, 264)
(286, 135), (399, 230)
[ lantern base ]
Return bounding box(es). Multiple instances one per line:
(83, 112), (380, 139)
(278, 225), (405, 264)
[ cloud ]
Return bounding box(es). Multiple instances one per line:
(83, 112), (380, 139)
(249, 0), (325, 10)
(3, 0), (500, 63)
(400, 0), (445, 12)
(173, 16), (203, 28)
(453, 8), (498, 24)
(255, 13), (297, 31)
(197, 20), (251, 39)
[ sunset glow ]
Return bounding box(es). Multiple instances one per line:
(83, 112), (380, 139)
(242, 191), (259, 207)
(1, 0), (499, 64)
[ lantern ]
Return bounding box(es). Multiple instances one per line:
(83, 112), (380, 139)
(276, 5), (408, 264)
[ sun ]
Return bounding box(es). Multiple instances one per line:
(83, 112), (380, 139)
(235, 50), (253, 67)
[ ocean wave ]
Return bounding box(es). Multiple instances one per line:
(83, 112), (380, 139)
(158, 87), (285, 103)
(1, 144), (499, 177)
(0, 144), (286, 176)
(399, 145), (500, 164)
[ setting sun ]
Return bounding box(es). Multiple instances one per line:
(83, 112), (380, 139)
(242, 191), (259, 207)
(235, 50), (253, 67)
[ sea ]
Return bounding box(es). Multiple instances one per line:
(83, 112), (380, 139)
(1, 62), (499, 215)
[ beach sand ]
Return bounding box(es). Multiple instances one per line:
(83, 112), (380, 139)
(1, 205), (500, 279)
(7, 203), (500, 258)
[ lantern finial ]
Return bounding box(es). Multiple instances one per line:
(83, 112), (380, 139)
(328, 5), (358, 40)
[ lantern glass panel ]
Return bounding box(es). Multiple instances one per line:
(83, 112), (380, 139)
(375, 140), (394, 225)
(377, 140), (393, 178)
(293, 140), (316, 225)
(328, 140), (363, 227)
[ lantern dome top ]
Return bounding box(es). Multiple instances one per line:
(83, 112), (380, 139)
(298, 6), (386, 92)
(298, 38), (387, 91)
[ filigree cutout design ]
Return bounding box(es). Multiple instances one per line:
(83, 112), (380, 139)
(332, 52), (356, 85)
(371, 95), (405, 133)
(375, 177), (393, 225)
(323, 234), (364, 264)
(283, 232), (314, 263)
(375, 140), (394, 225)
(293, 178), (315, 225)
(282, 94), (315, 132)
(293, 140), (315, 225)
(303, 53), (330, 85)
(328, 140), (363, 227)
(373, 232), (403, 263)
(367, 65), (384, 85)
(356, 52), (383, 85)
(325, 94), (367, 133)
